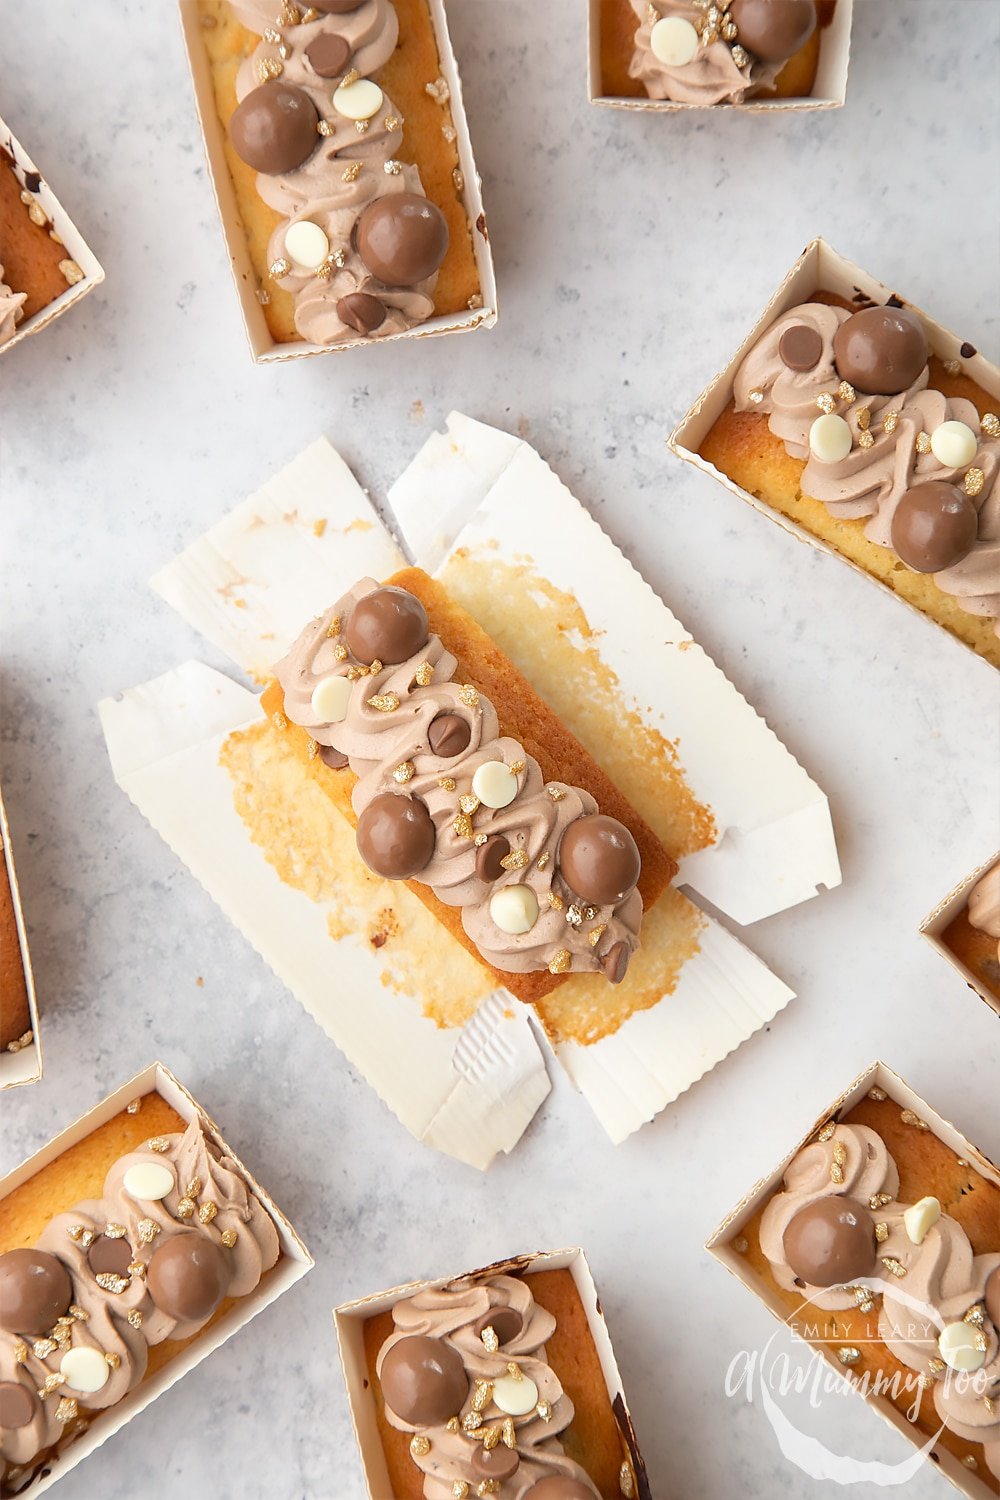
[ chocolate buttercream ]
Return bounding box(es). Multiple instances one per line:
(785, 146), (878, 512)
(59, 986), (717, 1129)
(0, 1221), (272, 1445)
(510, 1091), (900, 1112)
(967, 862), (1000, 966)
(274, 580), (643, 980)
(628, 0), (791, 105)
(0, 265), (26, 348)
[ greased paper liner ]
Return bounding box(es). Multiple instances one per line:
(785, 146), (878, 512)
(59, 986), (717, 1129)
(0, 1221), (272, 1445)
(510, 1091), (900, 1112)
(100, 423), (826, 1157)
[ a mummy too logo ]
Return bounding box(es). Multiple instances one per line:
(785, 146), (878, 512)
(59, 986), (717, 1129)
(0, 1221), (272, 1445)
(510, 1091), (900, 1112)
(724, 1279), (991, 1486)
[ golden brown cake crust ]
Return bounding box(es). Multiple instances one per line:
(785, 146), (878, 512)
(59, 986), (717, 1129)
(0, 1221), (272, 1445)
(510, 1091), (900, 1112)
(943, 907), (1000, 1005)
(0, 150), (72, 320)
(699, 290), (1000, 670)
(362, 1268), (632, 1500)
(740, 1094), (1000, 1477)
(0, 835), (31, 1050)
(197, 0), (481, 344)
(263, 567), (676, 1004)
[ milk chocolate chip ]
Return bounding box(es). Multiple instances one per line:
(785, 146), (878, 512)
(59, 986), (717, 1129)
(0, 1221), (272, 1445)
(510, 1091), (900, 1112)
(305, 32), (352, 78)
(523, 1482), (599, 1500)
(229, 82), (320, 175)
(729, 0), (816, 62)
(472, 1445), (520, 1482)
(379, 1335), (468, 1425)
(337, 292), (387, 335)
(890, 482), (978, 573)
(356, 193), (449, 286)
(0, 1382), (37, 1430)
(319, 743), (349, 770)
(475, 834), (511, 883)
(601, 940), (630, 986)
(0, 1250), (73, 1336)
(985, 1266), (1000, 1333)
(558, 815), (641, 906)
(427, 712), (471, 758)
(474, 1306), (524, 1346)
(779, 323), (824, 373)
(146, 1235), (231, 1323)
(346, 586), (429, 666)
(356, 794), (436, 879)
(833, 306), (928, 396)
(783, 1196), (877, 1288)
(88, 1234), (134, 1279)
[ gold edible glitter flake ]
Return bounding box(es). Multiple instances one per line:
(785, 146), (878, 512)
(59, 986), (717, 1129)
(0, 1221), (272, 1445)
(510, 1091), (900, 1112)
(393, 761), (415, 785)
(837, 381), (857, 404)
(507, 1362), (523, 1380)
(943, 357), (962, 375)
(477, 1484), (501, 1498)
(881, 1257), (907, 1279)
(588, 923), (606, 947)
(367, 692), (400, 713)
(461, 1411), (483, 1433)
(199, 1202), (218, 1225)
(317, 120), (334, 137)
(67, 1225), (92, 1245)
(508, 760), (526, 776)
(221, 1229), (238, 1248)
(176, 1197), (196, 1220)
(458, 684), (479, 707)
(105, 1352), (121, 1370)
(546, 891), (564, 911)
(620, 1463), (636, 1499)
(981, 412), (1000, 437)
(279, 1), (301, 22)
(32, 1338), (57, 1359)
(263, 24), (282, 41)
(269, 257), (291, 279)
(459, 793), (481, 815)
(384, 159), (403, 176)
(341, 67), (360, 87)
(471, 1379), (493, 1411)
(39, 1373), (66, 1397)
(875, 1222), (889, 1243)
(856, 407), (871, 431)
(536, 1399), (553, 1422)
(68, 1305), (89, 1322)
(915, 432), (932, 455)
(256, 55), (284, 82)
(127, 1261), (146, 1279)
(54, 1397), (78, 1424)
(858, 430), (875, 449)
(882, 411), (899, 435)
(104, 1222), (127, 1239)
(367, 660), (383, 677)
(869, 1191), (892, 1209)
(548, 949), (572, 975)
(480, 1326), (499, 1354)
(867, 1086), (887, 1101)
(426, 77), (450, 104)
(385, 115), (401, 132)
(536, 851), (551, 870)
(963, 467), (985, 497)
(964, 1304), (986, 1327)
(331, 643), (348, 661)
(414, 661), (434, 686)
(900, 1109), (928, 1130)
(355, 119), (370, 134)
(546, 786), (566, 802)
(453, 1485), (470, 1500)
(410, 1435), (431, 1458)
(14, 1340), (28, 1365)
(438, 776), (457, 792)
(453, 813), (475, 840)
(136, 1218), (159, 1244)
(482, 1424), (501, 1451)
(185, 1177), (202, 1199)
(341, 158), (363, 181)
(96, 1273), (130, 1294)
(307, 738), (319, 761)
(500, 849), (528, 871)
(500, 1417), (516, 1448)
(127, 1310), (143, 1330)
(147, 1137), (171, 1152)
(829, 1162), (844, 1185)
(327, 617), (342, 637)
(816, 1121), (836, 1142)
(816, 392), (837, 415)
(446, 1417), (461, 1433)
(747, 389), (764, 405)
(832, 1141), (847, 1166)
(125, 1097), (142, 1114)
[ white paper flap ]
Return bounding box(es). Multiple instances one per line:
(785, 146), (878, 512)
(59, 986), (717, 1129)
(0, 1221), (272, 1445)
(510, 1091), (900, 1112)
(388, 413), (841, 924)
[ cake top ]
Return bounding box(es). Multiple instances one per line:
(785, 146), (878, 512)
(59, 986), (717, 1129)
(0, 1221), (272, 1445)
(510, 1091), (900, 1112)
(274, 578), (645, 984)
(628, 0), (817, 105)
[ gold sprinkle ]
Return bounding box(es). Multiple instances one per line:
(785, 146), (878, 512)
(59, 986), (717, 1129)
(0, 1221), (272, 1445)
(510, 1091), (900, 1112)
(462, 1411), (483, 1432)
(103, 1223), (127, 1239)
(829, 1163), (844, 1185)
(838, 380), (856, 404)
(331, 643), (348, 662)
(60, 258), (85, 286)
(317, 120), (334, 137)
(900, 1109), (928, 1130)
(881, 1257), (907, 1279)
(619, 1463), (636, 1500)
(500, 849), (528, 871)
(185, 1177), (202, 1199)
(856, 407), (871, 431)
(962, 1455), (978, 1470)
(816, 392), (837, 415)
(858, 430), (875, 449)
(280, 1), (300, 22)
(96, 1273), (130, 1293)
(426, 77), (450, 104)
(446, 1417), (460, 1433)
(832, 1141), (847, 1166)
(263, 25), (281, 42)
(67, 1225), (89, 1244)
(384, 159), (403, 176)
(199, 1202), (218, 1225)
(32, 1338), (57, 1359)
(984, 1393), (997, 1416)
(346, 664), (365, 680)
(14, 1340), (28, 1365)
(546, 786), (566, 802)
(127, 1310), (143, 1330)
(536, 1399), (553, 1422)
(508, 760), (525, 776)
(501, 1417), (516, 1448)
(546, 891), (564, 912)
(221, 1229), (238, 1248)
(307, 739), (319, 761)
(147, 1137), (171, 1153)
(105, 1352), (121, 1370)
(474, 832), (488, 847)
(732, 1236), (749, 1253)
(964, 1304), (986, 1327)
(837, 1347), (861, 1366)
(68, 1305), (89, 1322)
(385, 115), (401, 132)
(482, 1424), (501, 1451)
(548, 949), (572, 975)
(136, 1218), (159, 1244)
(869, 1191), (892, 1209)
(468, 292), (484, 311)
(957, 1158), (968, 1167)
(722, 19), (737, 39)
(589, 923), (607, 947)
(54, 1397), (78, 1424)
(471, 1380), (493, 1412)
(453, 168), (464, 193)
(875, 1222), (889, 1243)
(355, 119), (370, 134)
(269, 256), (292, 278)
(368, 660), (383, 677)
(341, 67), (360, 86)
(458, 684), (479, 707)
(477, 1484), (501, 1498)
(943, 357), (962, 376)
(453, 1485), (470, 1500)
(915, 432), (932, 455)
(366, 692), (400, 713)
(125, 1097), (142, 1115)
(867, 1086), (887, 1101)
(256, 55), (283, 82)
(459, 793), (481, 815)
(176, 1197), (196, 1220)
(731, 42), (750, 67)
(974, 1330), (988, 1354)
(816, 1121), (837, 1143)
(51, 1325), (71, 1348)
(566, 903), (585, 927)
(127, 1261), (146, 1279)
(410, 1435), (431, 1457)
(536, 851), (550, 870)
(453, 813), (474, 840)
(963, 467), (985, 497)
(438, 776), (457, 792)
(393, 761), (415, 785)
(27, 200), (47, 228)
(747, 389), (764, 405)
(480, 1326), (499, 1354)
(414, 661), (433, 686)
(39, 1373), (66, 1397)
(981, 412), (1000, 437)
(507, 1362), (523, 1380)
(882, 411), (899, 435)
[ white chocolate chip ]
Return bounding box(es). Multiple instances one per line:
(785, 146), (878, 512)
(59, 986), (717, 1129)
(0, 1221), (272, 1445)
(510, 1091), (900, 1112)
(492, 1372), (539, 1416)
(903, 1195), (941, 1246)
(471, 761), (518, 810)
(938, 1321), (987, 1373)
(490, 886), (539, 935)
(60, 1347), (111, 1393)
(809, 413), (853, 463)
(310, 675), (353, 723)
(122, 1162), (175, 1202)
(650, 15), (700, 66)
(333, 79), (383, 121)
(930, 420), (978, 469)
(284, 220), (331, 271)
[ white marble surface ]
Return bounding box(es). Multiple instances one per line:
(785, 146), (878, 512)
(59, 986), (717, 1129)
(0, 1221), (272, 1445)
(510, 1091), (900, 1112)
(2, 1), (999, 1496)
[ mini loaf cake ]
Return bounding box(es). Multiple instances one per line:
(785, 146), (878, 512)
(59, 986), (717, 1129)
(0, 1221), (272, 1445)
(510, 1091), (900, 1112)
(943, 860), (1000, 1006)
(0, 828), (32, 1057)
(0, 1094), (280, 1495)
(264, 570), (676, 1002)
(601, 0), (827, 105)
(200, 0), (481, 345)
(0, 146), (85, 349)
(739, 1090), (1000, 1482)
(700, 294), (1000, 668)
(365, 1267), (645, 1499)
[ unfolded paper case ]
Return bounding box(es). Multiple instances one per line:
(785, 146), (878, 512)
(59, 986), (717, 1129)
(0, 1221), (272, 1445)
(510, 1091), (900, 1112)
(587, 0), (853, 113)
(0, 117), (104, 357)
(0, 1062), (312, 1498)
(706, 1062), (1000, 1500)
(333, 1247), (650, 1500)
(0, 784), (42, 1090)
(921, 854), (1000, 1020)
(178, 0), (497, 364)
(99, 414), (841, 1168)
(669, 237), (1000, 665)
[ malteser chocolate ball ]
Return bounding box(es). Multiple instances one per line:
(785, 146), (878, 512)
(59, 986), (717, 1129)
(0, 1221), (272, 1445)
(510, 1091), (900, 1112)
(601, 940), (630, 986)
(88, 1234), (133, 1279)
(558, 815), (641, 906)
(985, 1266), (1000, 1333)
(779, 323), (824, 373)
(305, 32), (352, 79)
(380, 1335), (468, 1425)
(428, 712), (472, 759)
(356, 794), (436, 879)
(474, 1306), (524, 1346)
(337, 292), (387, 335)
(346, 586), (429, 666)
(783, 1197), (877, 1288)
(890, 481), (978, 573)
(523, 1482), (598, 1500)
(833, 306), (929, 396)
(729, 0), (816, 63)
(472, 1445), (520, 1482)
(229, 82), (320, 175)
(356, 193), (449, 287)
(147, 1235), (231, 1323)
(0, 1249), (73, 1336)
(0, 1382), (37, 1430)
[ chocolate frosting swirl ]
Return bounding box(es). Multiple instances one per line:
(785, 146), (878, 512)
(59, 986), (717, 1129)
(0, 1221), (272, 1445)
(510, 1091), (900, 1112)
(734, 301), (1000, 638)
(760, 1123), (1000, 1480)
(274, 580), (643, 979)
(628, 0), (785, 105)
(377, 1274), (601, 1498)
(0, 265), (26, 348)
(229, 0), (441, 344)
(0, 1118), (279, 1487)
